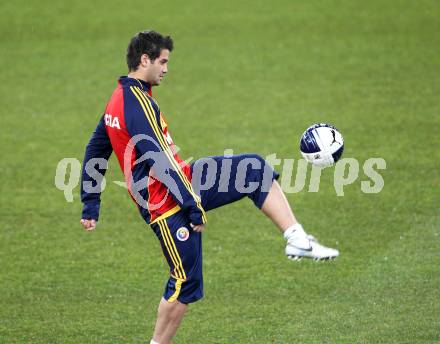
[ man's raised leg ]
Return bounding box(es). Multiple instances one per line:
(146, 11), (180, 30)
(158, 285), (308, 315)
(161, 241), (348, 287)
(261, 180), (339, 260)
(260, 179), (298, 231)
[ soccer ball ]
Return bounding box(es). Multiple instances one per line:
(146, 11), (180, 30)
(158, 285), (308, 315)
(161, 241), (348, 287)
(300, 123), (344, 167)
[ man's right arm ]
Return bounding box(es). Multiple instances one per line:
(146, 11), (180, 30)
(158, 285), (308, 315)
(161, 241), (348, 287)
(80, 115), (113, 226)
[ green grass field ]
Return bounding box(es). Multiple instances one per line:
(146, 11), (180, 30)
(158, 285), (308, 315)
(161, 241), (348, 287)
(1, 0), (439, 343)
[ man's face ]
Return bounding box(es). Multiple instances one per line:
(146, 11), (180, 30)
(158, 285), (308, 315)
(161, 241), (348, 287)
(145, 49), (170, 86)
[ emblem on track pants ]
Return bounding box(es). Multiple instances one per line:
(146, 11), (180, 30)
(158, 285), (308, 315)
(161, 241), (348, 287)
(176, 227), (190, 241)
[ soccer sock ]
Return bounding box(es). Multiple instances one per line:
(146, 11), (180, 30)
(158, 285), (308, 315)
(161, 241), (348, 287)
(283, 223), (306, 240)
(150, 340), (160, 344)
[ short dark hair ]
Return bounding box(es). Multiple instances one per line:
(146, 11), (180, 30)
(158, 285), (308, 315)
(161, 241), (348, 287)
(126, 30), (173, 71)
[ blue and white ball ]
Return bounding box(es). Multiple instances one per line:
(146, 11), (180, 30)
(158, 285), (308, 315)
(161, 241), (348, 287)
(300, 123), (344, 167)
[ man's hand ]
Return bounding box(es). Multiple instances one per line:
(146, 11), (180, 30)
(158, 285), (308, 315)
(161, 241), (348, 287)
(190, 223), (205, 233)
(80, 219), (97, 232)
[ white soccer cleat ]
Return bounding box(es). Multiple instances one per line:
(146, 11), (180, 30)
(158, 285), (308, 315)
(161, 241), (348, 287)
(286, 234), (339, 261)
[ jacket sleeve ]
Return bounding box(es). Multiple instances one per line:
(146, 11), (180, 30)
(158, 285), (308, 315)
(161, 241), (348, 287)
(124, 86), (206, 225)
(80, 116), (113, 220)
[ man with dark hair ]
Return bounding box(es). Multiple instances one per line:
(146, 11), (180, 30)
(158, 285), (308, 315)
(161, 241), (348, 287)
(80, 30), (339, 344)
(126, 31), (174, 72)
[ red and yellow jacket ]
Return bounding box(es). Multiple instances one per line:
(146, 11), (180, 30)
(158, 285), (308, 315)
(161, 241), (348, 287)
(80, 76), (206, 225)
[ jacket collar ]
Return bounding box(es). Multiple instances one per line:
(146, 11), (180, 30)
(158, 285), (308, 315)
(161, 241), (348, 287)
(119, 76), (152, 94)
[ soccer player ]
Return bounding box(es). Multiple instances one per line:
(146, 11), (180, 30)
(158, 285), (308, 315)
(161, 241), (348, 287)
(80, 30), (339, 344)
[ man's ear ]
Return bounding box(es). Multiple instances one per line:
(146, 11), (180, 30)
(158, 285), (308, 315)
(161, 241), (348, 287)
(140, 54), (150, 68)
